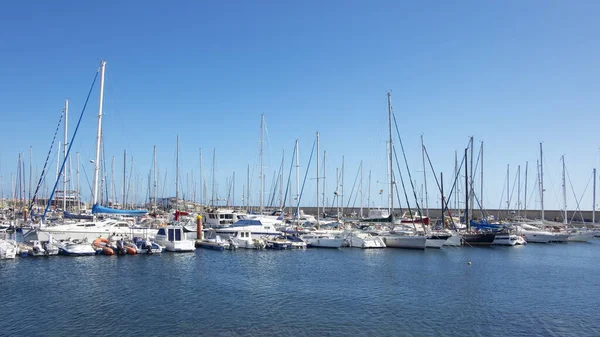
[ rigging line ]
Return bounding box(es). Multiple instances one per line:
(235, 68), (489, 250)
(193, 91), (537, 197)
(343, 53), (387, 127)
(42, 69), (99, 221)
(391, 112), (423, 218)
(422, 143), (466, 218)
(297, 140), (316, 210)
(392, 144), (414, 223)
(281, 142), (296, 210)
(392, 169), (404, 214)
(345, 163), (361, 209)
(566, 167), (592, 223)
(29, 108), (64, 211)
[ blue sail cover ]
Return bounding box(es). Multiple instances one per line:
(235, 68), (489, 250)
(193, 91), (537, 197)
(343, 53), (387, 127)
(470, 220), (502, 231)
(92, 204), (148, 216)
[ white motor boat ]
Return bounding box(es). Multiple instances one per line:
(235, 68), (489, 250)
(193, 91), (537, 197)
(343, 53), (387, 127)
(301, 233), (344, 248)
(214, 219), (281, 240)
(155, 225), (196, 252)
(27, 239), (60, 256)
(518, 224), (555, 243)
(492, 233), (527, 246)
(229, 230), (266, 249)
(340, 230), (386, 248)
(566, 230), (595, 242)
(57, 239), (97, 256)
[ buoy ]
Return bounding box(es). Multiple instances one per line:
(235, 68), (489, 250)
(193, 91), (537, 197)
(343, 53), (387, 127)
(468, 261), (472, 265)
(102, 247), (114, 256)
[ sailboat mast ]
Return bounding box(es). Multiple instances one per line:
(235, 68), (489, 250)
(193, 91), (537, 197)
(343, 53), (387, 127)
(367, 169), (371, 213)
(524, 162), (528, 219)
(465, 148), (469, 232)
(76, 152), (80, 211)
(295, 139), (300, 225)
(176, 136), (179, 212)
(29, 146), (32, 207)
(260, 114), (264, 213)
(63, 99), (68, 211)
(341, 155), (344, 217)
(506, 165), (510, 212)
(246, 164), (250, 211)
(469, 136), (474, 218)
(480, 141), (484, 211)
(593, 168), (596, 224)
(199, 148), (202, 206)
(316, 131), (320, 225)
(123, 150), (126, 208)
(211, 149), (216, 208)
(322, 150), (326, 214)
(517, 165), (521, 217)
(540, 143), (544, 223)
(421, 135), (429, 219)
(562, 155), (567, 225)
(92, 60), (106, 207)
(153, 145), (157, 210)
(279, 150), (284, 210)
(360, 160), (363, 218)
(387, 92), (394, 219)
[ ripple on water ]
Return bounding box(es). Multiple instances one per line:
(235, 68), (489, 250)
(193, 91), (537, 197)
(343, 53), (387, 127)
(1, 242), (600, 336)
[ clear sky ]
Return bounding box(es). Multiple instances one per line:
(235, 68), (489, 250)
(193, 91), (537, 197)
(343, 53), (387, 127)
(0, 0), (599, 213)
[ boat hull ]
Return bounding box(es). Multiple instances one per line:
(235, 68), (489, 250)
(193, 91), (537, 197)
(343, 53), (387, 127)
(383, 235), (427, 250)
(461, 233), (496, 246)
(443, 234), (461, 247)
(567, 233), (594, 242)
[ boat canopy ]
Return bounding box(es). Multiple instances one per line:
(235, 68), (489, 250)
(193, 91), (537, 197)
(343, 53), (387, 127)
(92, 204), (148, 216)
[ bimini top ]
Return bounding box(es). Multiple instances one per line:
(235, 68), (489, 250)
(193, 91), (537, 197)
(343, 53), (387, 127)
(92, 204), (148, 216)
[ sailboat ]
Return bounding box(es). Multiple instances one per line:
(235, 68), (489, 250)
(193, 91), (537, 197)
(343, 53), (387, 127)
(379, 92), (427, 250)
(154, 136), (195, 252)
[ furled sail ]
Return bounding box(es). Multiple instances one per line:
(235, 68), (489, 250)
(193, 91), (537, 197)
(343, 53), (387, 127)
(92, 204), (148, 215)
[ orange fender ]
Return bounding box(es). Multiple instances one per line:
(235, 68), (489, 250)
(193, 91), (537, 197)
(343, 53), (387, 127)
(102, 247), (114, 256)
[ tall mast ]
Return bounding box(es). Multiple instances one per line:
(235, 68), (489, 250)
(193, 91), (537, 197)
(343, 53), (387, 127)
(465, 148), (469, 232)
(279, 150), (284, 210)
(322, 150), (326, 214)
(562, 155), (567, 225)
(295, 139), (300, 224)
(341, 156), (344, 217)
(506, 165), (510, 212)
(199, 148), (202, 206)
(92, 60), (106, 207)
(176, 136), (179, 212)
(316, 131), (320, 225)
(539, 143), (544, 223)
(480, 141), (484, 210)
(360, 160), (363, 218)
(56, 141), (60, 184)
(593, 168), (596, 224)
(387, 92), (394, 219)
(232, 171), (235, 208)
(260, 114), (264, 213)
(63, 99), (68, 211)
(29, 146), (32, 207)
(110, 156), (115, 205)
(469, 136), (474, 218)
(517, 165), (521, 217)
(211, 149), (216, 208)
(123, 150), (126, 208)
(367, 169), (371, 213)
(524, 162), (528, 219)
(76, 152), (80, 211)
(246, 164), (250, 211)
(454, 151), (458, 213)
(421, 135), (429, 219)
(131, 157), (135, 208)
(153, 146), (157, 210)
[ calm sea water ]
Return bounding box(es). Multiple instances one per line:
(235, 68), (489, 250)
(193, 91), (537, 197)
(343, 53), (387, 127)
(2, 241), (600, 337)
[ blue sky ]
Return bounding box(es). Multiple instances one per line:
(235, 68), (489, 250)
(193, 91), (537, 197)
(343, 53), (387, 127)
(0, 1), (599, 213)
